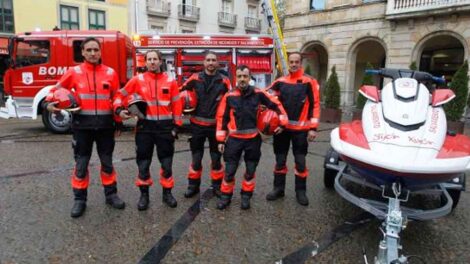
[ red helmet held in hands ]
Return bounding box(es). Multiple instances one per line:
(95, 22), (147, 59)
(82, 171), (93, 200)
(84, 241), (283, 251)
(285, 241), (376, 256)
(180, 90), (197, 113)
(51, 88), (81, 112)
(257, 109), (280, 136)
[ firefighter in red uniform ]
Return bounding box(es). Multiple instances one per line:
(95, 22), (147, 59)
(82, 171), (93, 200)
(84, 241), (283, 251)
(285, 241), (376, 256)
(265, 52), (320, 206)
(114, 50), (183, 210)
(215, 65), (288, 210)
(180, 51), (232, 198)
(45, 37), (125, 218)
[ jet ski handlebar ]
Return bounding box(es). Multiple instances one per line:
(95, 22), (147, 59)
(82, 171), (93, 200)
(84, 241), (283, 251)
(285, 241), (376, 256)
(365, 68), (445, 85)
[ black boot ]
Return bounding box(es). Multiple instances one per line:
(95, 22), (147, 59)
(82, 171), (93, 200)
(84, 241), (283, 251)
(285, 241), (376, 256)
(211, 179), (222, 198)
(137, 186), (150, 211)
(216, 194), (232, 210)
(71, 200), (87, 218)
(162, 188), (177, 208)
(184, 179), (200, 198)
(104, 184), (126, 209)
(240, 191), (252, 210)
(295, 176), (309, 206)
(71, 188), (87, 218)
(266, 174), (286, 201)
(106, 194), (126, 209)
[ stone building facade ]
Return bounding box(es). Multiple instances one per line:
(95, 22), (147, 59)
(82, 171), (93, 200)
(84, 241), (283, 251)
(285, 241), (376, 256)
(284, 0), (470, 111)
(130, 0), (267, 35)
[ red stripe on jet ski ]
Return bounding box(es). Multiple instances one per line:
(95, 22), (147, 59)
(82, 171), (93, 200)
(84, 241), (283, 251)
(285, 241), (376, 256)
(437, 134), (470, 159)
(339, 121), (370, 149)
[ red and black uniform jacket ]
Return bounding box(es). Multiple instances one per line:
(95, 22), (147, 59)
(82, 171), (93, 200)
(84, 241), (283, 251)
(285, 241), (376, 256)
(46, 61), (121, 129)
(267, 68), (320, 131)
(216, 85), (287, 142)
(113, 71), (182, 133)
(180, 71), (231, 127)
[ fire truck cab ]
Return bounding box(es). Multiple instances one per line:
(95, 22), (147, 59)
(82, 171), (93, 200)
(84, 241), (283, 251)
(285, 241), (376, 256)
(133, 34), (275, 89)
(0, 30), (135, 133)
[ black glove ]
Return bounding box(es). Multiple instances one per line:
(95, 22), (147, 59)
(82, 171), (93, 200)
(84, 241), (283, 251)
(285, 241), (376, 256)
(115, 122), (124, 133)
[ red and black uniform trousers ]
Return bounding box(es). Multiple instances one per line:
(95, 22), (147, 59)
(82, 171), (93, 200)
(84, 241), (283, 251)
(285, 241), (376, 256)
(268, 70), (321, 191)
(273, 130), (309, 192)
(181, 72), (230, 186)
(221, 135), (262, 198)
(46, 63), (123, 201)
(134, 119), (177, 191)
(70, 106), (120, 202)
(187, 124), (224, 187)
(216, 86), (287, 198)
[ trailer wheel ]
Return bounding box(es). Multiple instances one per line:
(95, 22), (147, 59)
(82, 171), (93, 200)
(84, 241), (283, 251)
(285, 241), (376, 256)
(324, 148), (340, 189)
(42, 110), (71, 134)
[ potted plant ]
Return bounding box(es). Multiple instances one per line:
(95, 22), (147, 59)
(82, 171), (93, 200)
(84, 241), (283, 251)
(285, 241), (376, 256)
(445, 60), (468, 133)
(320, 65), (342, 123)
(352, 62), (374, 120)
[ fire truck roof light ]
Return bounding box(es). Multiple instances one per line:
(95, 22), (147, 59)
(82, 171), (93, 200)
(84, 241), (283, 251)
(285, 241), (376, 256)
(132, 34), (140, 41)
(152, 35), (160, 40)
(203, 36), (211, 40)
(35, 27), (41, 32)
(250, 36), (259, 40)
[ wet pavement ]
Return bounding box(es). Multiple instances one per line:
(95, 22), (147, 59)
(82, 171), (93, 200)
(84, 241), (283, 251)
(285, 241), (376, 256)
(0, 118), (469, 264)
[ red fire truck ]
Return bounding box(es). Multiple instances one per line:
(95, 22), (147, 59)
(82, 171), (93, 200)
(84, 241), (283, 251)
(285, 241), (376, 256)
(132, 34), (275, 88)
(0, 30), (135, 133)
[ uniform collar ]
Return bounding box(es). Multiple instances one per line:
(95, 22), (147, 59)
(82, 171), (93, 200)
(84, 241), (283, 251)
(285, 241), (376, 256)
(144, 71), (165, 80)
(82, 61), (102, 71)
(200, 70), (222, 81)
(289, 68), (304, 79)
(239, 85), (254, 96)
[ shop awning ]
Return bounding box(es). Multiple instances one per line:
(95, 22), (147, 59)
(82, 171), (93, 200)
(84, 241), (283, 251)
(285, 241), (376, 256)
(0, 37), (9, 55)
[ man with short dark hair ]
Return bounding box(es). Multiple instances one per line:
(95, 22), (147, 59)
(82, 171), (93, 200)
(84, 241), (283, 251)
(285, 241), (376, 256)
(180, 51), (232, 198)
(266, 52), (320, 206)
(215, 65), (287, 210)
(45, 37), (125, 218)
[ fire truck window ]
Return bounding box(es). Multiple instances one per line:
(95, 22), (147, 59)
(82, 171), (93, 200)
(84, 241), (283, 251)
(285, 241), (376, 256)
(15, 40), (50, 67)
(73, 40), (84, 63)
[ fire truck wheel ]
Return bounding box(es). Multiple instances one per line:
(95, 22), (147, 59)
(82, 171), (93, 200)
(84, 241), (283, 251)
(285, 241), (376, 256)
(42, 109), (72, 134)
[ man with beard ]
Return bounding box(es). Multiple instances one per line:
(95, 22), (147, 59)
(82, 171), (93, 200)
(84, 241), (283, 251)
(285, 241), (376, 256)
(180, 51), (231, 198)
(215, 65), (288, 210)
(114, 50), (182, 210)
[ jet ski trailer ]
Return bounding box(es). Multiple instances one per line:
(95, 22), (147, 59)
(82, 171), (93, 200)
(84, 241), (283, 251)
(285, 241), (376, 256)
(324, 68), (467, 264)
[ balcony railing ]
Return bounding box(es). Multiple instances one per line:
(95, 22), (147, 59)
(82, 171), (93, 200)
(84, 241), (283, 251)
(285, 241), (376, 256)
(147, 0), (171, 17)
(244, 17), (261, 31)
(178, 4), (200, 22)
(386, 0), (470, 19)
(218, 12), (237, 28)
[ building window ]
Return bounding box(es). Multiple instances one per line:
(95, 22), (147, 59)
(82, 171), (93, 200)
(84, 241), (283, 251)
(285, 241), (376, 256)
(150, 25), (164, 33)
(221, 0), (232, 13)
(310, 0), (325, 10)
(89, 9), (106, 30)
(247, 5), (257, 18)
(60, 5), (80, 30)
(0, 0), (14, 33)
